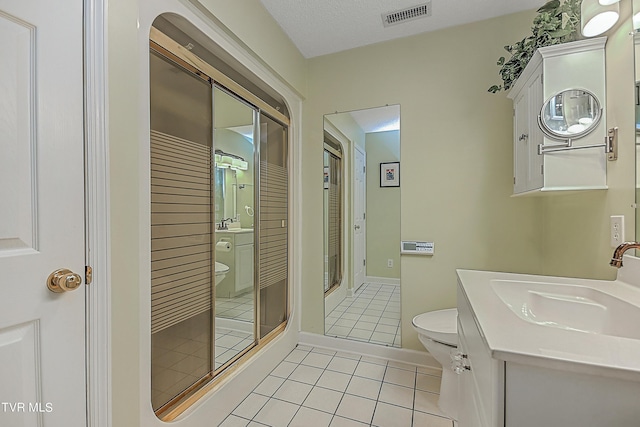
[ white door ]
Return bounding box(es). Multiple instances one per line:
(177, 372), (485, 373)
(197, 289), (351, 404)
(0, 0), (86, 426)
(353, 146), (366, 292)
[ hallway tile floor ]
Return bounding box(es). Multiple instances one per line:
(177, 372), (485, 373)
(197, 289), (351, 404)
(219, 345), (453, 427)
(325, 283), (401, 347)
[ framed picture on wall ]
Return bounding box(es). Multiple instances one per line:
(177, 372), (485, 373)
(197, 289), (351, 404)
(380, 162), (400, 187)
(323, 166), (329, 189)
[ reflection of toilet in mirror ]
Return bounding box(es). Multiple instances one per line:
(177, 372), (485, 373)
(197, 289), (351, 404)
(215, 261), (230, 287)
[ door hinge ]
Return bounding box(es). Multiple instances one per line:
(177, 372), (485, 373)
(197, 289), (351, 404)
(513, 177), (516, 185)
(363, 166), (366, 174)
(363, 212), (366, 220)
(541, 164), (544, 175)
(363, 259), (366, 266)
(85, 266), (93, 285)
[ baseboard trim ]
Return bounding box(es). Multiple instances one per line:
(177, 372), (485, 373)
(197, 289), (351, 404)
(365, 276), (400, 286)
(298, 332), (439, 369)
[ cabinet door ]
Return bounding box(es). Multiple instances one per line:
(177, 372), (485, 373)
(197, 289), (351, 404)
(458, 321), (485, 427)
(513, 68), (544, 194)
(525, 72), (544, 191)
(235, 244), (254, 292)
(513, 91), (530, 194)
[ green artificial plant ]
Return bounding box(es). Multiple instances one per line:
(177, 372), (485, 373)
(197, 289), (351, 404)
(488, 0), (582, 93)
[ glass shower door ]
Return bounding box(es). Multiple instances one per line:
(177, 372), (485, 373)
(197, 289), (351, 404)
(149, 51), (214, 412)
(258, 113), (289, 337)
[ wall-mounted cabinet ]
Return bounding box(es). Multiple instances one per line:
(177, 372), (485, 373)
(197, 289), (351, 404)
(507, 37), (608, 195)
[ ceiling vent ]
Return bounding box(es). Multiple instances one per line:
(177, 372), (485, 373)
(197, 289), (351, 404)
(382, 2), (432, 27)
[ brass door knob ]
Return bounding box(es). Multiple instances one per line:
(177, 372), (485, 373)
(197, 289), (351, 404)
(47, 268), (83, 293)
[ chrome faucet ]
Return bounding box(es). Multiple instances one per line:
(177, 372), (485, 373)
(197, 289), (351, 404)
(218, 218), (233, 230)
(610, 242), (640, 268)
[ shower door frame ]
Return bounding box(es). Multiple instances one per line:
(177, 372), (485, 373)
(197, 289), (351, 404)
(148, 33), (291, 420)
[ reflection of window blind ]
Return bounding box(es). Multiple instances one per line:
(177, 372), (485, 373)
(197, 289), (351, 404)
(259, 161), (288, 290)
(150, 130), (212, 334)
(327, 153), (342, 290)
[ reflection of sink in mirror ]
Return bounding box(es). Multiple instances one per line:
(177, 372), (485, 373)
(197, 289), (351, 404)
(215, 261), (230, 287)
(491, 280), (640, 339)
(218, 228), (254, 233)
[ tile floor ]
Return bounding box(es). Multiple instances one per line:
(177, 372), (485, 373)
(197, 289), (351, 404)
(220, 345), (453, 427)
(151, 300), (256, 410)
(325, 283), (401, 347)
(216, 293), (255, 321)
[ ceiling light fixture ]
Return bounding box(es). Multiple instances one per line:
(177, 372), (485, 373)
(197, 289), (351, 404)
(581, 0), (620, 37)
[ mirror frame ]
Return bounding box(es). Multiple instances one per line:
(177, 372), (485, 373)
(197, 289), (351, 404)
(538, 88), (603, 141)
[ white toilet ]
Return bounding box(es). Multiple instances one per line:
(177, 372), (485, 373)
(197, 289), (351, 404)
(412, 308), (459, 421)
(214, 261), (230, 287)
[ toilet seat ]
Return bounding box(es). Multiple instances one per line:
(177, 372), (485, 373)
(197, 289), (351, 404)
(412, 308), (457, 346)
(215, 261), (230, 274)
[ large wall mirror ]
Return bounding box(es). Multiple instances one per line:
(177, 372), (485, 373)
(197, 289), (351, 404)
(323, 105), (402, 348)
(635, 1), (640, 244)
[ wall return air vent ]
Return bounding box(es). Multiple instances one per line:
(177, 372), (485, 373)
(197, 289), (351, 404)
(382, 2), (432, 27)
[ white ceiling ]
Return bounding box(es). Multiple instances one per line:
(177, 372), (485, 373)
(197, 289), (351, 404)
(259, 0), (542, 58)
(348, 105), (400, 133)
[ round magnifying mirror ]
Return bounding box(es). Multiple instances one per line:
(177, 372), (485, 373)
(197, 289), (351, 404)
(538, 89), (602, 141)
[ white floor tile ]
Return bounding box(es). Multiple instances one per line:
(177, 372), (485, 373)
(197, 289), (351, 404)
(218, 414), (250, 427)
(384, 367), (416, 388)
(232, 393), (269, 419)
(301, 352), (333, 369)
(289, 406), (333, 427)
(228, 346), (454, 427)
(303, 386), (344, 414)
(273, 379), (314, 405)
(270, 361), (298, 379)
(253, 375), (285, 397)
(285, 349), (309, 364)
(289, 364), (324, 385)
(378, 382), (415, 409)
(412, 410), (453, 427)
(253, 398), (299, 426)
(316, 370), (352, 392)
(335, 394), (377, 425)
(354, 361), (387, 381)
(327, 357), (359, 375)
(345, 376), (382, 400)
(329, 416), (369, 426)
(371, 401), (413, 427)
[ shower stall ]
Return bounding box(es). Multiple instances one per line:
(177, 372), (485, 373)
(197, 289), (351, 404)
(148, 20), (289, 417)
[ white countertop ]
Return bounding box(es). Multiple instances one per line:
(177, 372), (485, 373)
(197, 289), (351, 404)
(457, 255), (640, 381)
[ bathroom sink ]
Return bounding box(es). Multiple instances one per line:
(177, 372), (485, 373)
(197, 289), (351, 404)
(491, 279), (640, 340)
(218, 228), (253, 233)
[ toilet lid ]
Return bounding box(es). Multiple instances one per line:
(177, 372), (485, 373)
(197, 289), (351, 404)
(412, 308), (458, 346)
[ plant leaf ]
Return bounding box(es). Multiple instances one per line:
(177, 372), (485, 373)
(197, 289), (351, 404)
(497, 57), (505, 66)
(548, 28), (572, 38)
(488, 85), (502, 93)
(537, 0), (560, 13)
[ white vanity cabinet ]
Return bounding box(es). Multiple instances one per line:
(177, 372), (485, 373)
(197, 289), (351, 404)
(457, 282), (504, 427)
(216, 230), (254, 297)
(507, 37), (607, 195)
(456, 270), (640, 427)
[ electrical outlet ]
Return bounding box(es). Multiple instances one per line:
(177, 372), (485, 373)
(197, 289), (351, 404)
(387, 259), (393, 268)
(610, 215), (625, 248)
